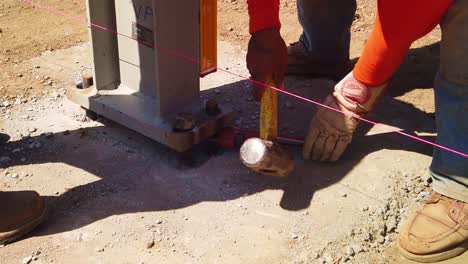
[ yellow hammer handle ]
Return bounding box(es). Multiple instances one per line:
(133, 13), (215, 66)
(260, 78), (278, 141)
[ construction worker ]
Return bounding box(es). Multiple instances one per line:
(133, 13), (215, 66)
(248, 0), (467, 262)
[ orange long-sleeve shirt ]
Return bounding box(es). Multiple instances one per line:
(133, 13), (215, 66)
(248, 0), (452, 86)
(353, 0), (452, 86)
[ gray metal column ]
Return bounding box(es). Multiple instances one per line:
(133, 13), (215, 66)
(86, 0), (120, 91)
(153, 0), (200, 117)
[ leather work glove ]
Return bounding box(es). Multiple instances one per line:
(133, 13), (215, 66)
(247, 27), (287, 100)
(302, 72), (387, 161)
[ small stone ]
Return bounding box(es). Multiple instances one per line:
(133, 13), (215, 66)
(12, 148), (21, 153)
(2, 101), (11, 107)
(227, 27), (234, 31)
(11, 173), (18, 179)
(416, 191), (430, 201)
(311, 250), (321, 259)
(34, 65), (40, 69)
(385, 216), (398, 233)
(291, 233), (299, 240)
(350, 243), (364, 253)
(344, 245), (355, 257)
(247, 96), (254, 102)
(156, 220), (163, 224)
(21, 157), (27, 162)
(95, 247), (104, 252)
(29, 141), (42, 149)
(340, 192), (348, 197)
(316, 257), (326, 264)
(323, 254), (333, 263)
(0, 156), (11, 164)
(363, 232), (372, 242)
(376, 234), (385, 244)
(146, 240), (155, 249)
(22, 256), (33, 264)
(213, 89), (221, 94)
(28, 128), (37, 133)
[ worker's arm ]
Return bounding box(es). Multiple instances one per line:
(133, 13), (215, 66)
(303, 0), (452, 161)
(247, 0), (281, 34)
(354, 0), (452, 86)
(247, 0), (286, 100)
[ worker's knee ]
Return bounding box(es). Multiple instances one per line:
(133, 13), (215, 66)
(440, 0), (468, 85)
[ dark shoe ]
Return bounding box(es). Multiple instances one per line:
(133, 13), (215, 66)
(0, 191), (47, 244)
(286, 42), (352, 80)
(398, 192), (468, 262)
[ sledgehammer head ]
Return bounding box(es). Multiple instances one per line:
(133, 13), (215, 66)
(240, 137), (294, 177)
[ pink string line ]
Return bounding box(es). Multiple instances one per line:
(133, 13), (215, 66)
(21, 0), (468, 159)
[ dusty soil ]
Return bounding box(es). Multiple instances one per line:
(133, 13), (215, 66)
(1, 0), (466, 264)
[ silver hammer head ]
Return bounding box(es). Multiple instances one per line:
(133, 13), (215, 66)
(240, 137), (295, 177)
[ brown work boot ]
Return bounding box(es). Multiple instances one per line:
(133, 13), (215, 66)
(0, 191), (47, 244)
(285, 42), (352, 80)
(398, 192), (468, 262)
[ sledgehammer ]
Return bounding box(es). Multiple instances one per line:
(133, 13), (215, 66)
(239, 79), (295, 177)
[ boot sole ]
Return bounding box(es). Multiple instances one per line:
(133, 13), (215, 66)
(0, 201), (48, 245)
(397, 239), (468, 263)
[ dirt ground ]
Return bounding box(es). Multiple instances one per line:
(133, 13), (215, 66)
(1, 0), (466, 264)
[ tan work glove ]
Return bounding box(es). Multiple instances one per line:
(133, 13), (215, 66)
(302, 72), (387, 161)
(247, 27), (287, 100)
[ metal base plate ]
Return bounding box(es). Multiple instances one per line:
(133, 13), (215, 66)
(67, 85), (233, 152)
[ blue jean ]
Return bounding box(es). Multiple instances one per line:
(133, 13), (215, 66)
(430, 0), (468, 203)
(297, 0), (356, 64)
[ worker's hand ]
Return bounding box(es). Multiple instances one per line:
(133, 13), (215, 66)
(302, 72), (387, 161)
(247, 27), (287, 100)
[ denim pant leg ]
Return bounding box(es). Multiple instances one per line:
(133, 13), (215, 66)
(430, 0), (468, 203)
(430, 74), (468, 203)
(297, 0), (356, 64)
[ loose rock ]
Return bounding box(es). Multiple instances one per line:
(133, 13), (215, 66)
(0, 156), (11, 164)
(146, 240), (155, 249)
(344, 245), (355, 257)
(350, 243), (364, 254)
(22, 256), (33, 264)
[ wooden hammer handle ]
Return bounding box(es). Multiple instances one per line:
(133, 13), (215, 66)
(260, 78), (278, 141)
